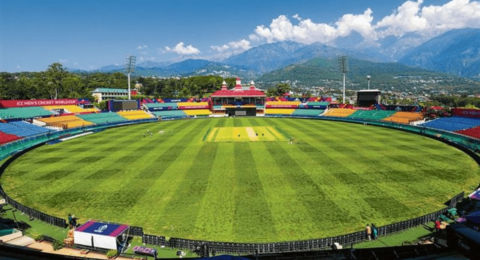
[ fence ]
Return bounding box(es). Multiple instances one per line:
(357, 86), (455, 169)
(139, 207), (450, 254)
(0, 116), (475, 254)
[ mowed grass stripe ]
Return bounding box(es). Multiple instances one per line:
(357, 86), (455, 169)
(262, 141), (347, 230)
(156, 143), (219, 239)
(3, 117), (480, 243)
(276, 119), (427, 229)
(193, 143), (236, 241)
(233, 142), (276, 242)
(126, 123), (216, 232)
(21, 120), (196, 217)
(249, 141), (318, 241)
(119, 119), (214, 225)
(79, 120), (209, 219)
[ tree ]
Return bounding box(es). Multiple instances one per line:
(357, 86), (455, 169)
(45, 63), (68, 99)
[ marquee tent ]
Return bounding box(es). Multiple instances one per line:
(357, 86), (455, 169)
(74, 221), (129, 250)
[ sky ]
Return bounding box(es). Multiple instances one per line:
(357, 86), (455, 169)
(1, 0), (480, 72)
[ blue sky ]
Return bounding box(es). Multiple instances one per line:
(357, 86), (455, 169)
(1, 0), (478, 72)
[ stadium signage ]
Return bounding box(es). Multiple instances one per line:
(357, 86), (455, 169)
(451, 108), (480, 118)
(0, 99), (78, 108)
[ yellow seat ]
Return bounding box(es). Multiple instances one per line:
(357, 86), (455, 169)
(265, 109), (296, 115)
(323, 108), (356, 117)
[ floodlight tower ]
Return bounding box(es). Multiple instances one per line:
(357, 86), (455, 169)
(125, 55), (137, 100)
(338, 56), (349, 104)
(367, 75), (371, 90)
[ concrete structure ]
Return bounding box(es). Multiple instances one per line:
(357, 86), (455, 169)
(91, 88), (129, 102)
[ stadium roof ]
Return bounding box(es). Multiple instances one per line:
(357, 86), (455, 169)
(211, 79), (265, 98)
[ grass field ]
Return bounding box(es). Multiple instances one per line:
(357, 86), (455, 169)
(1, 117), (479, 243)
(206, 126), (288, 142)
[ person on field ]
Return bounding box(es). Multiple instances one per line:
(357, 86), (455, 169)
(366, 224), (372, 241)
(371, 224), (378, 240)
(435, 219), (441, 232)
(68, 214), (73, 228)
(72, 215), (78, 228)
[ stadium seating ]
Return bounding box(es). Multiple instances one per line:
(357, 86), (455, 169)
(265, 109), (296, 115)
(348, 110), (396, 121)
(78, 112), (128, 124)
(116, 110), (153, 120)
(144, 103), (178, 110)
(183, 109), (212, 116)
(0, 131), (21, 145)
(0, 107), (53, 119)
(177, 102), (209, 108)
(7, 121), (53, 136)
(292, 109), (325, 117)
(382, 112), (424, 124)
(0, 121), (52, 137)
(323, 108), (356, 117)
(456, 126), (480, 139)
(420, 116), (480, 132)
(152, 110), (187, 119)
(42, 105), (98, 113)
(265, 101), (300, 108)
(37, 115), (94, 129)
(300, 102), (330, 109)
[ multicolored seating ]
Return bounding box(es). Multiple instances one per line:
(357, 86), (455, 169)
(0, 107), (53, 119)
(42, 105), (98, 113)
(177, 102), (209, 109)
(292, 109), (324, 117)
(144, 103), (178, 110)
(152, 110), (187, 119)
(323, 108), (356, 117)
(37, 115), (93, 129)
(183, 109), (212, 116)
(348, 110), (396, 120)
(299, 102), (330, 109)
(265, 109), (296, 115)
(78, 112), (128, 124)
(382, 112), (424, 124)
(116, 110), (153, 120)
(265, 101), (300, 108)
(456, 126), (480, 139)
(0, 132), (21, 145)
(7, 121), (52, 136)
(420, 117), (480, 131)
(0, 121), (52, 137)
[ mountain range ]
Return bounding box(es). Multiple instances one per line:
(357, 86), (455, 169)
(95, 28), (480, 82)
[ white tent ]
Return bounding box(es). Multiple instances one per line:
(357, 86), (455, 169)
(74, 221), (129, 250)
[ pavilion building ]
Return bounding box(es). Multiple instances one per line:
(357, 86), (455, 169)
(210, 78), (266, 116)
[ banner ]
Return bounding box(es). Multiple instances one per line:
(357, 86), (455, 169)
(452, 108), (480, 118)
(0, 99), (78, 108)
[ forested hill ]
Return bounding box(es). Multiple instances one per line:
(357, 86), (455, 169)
(257, 57), (479, 91)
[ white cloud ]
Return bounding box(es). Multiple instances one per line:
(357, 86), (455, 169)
(211, 44), (229, 52)
(229, 39), (251, 50)
(137, 45), (148, 50)
(73, 62), (78, 66)
(59, 58), (68, 63)
(247, 0), (480, 44)
(165, 42), (200, 55)
(249, 14), (338, 44)
(16, 65), (21, 69)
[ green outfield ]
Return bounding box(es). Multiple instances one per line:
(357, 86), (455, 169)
(1, 118), (479, 243)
